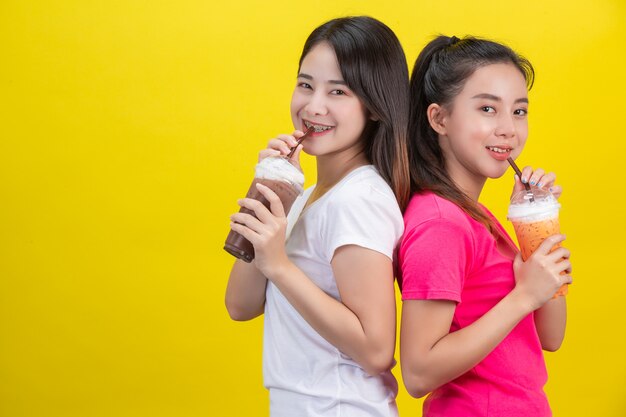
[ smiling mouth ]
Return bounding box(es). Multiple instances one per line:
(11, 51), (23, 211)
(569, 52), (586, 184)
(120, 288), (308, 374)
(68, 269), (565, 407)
(304, 120), (333, 133)
(486, 146), (512, 154)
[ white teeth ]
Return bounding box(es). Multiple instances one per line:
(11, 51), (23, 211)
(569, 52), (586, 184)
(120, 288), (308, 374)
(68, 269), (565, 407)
(304, 121), (333, 132)
(487, 146), (510, 153)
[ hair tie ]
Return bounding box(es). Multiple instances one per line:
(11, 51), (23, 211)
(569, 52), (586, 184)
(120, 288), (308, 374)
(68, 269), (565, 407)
(448, 36), (460, 46)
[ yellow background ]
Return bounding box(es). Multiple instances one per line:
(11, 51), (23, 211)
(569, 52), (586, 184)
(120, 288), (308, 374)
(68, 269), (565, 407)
(1, 1), (624, 416)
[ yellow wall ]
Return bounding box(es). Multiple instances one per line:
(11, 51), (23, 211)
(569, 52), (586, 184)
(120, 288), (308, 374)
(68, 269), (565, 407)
(1, 1), (624, 416)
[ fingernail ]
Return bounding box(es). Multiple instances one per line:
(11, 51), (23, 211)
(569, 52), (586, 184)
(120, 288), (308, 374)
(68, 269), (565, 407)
(521, 177), (528, 183)
(549, 187), (553, 192)
(537, 182), (542, 188)
(529, 180), (536, 185)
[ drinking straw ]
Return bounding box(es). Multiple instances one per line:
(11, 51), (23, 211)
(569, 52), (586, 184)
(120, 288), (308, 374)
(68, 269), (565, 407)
(507, 157), (535, 202)
(287, 127), (315, 159)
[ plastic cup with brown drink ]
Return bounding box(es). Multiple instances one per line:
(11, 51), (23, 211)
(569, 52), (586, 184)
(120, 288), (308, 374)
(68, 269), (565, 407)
(507, 187), (567, 297)
(224, 145), (306, 263)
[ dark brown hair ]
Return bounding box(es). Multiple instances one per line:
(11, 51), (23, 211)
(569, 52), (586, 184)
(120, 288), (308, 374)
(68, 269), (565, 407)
(408, 35), (535, 226)
(300, 16), (411, 211)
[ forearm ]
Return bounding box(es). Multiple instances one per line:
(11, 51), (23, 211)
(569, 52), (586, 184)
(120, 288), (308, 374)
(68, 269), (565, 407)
(401, 290), (533, 398)
(534, 296), (567, 351)
(270, 261), (395, 375)
(224, 260), (268, 321)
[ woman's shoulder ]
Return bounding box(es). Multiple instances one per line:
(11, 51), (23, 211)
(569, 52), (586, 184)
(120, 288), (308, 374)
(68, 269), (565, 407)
(405, 192), (470, 224)
(332, 165), (398, 204)
(400, 192), (477, 255)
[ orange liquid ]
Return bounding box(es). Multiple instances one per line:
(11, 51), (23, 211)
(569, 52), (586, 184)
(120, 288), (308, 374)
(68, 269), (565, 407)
(512, 217), (568, 297)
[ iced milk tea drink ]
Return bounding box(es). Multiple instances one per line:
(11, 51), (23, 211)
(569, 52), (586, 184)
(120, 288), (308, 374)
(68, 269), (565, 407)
(507, 188), (567, 297)
(224, 156), (304, 263)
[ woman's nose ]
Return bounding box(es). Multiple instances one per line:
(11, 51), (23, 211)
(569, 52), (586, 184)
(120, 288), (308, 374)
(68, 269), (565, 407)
(495, 113), (516, 138)
(303, 91), (328, 116)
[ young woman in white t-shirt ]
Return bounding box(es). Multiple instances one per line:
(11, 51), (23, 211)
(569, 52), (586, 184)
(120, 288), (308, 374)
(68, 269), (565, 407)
(225, 16), (410, 417)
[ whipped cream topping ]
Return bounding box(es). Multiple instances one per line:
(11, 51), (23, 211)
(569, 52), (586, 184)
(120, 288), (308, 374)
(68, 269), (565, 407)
(507, 191), (560, 222)
(255, 156), (305, 193)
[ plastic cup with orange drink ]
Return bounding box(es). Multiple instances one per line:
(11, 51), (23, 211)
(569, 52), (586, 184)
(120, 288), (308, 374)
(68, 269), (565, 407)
(507, 188), (567, 297)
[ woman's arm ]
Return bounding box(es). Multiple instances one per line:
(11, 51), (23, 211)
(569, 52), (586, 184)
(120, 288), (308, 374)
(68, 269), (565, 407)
(400, 294), (529, 398)
(534, 291), (567, 351)
(268, 245), (397, 375)
(514, 166), (569, 351)
(230, 184), (397, 376)
(224, 132), (306, 321)
(224, 260), (267, 321)
(400, 235), (572, 398)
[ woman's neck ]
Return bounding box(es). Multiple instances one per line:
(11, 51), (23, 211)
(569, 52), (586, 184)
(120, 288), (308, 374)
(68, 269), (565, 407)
(317, 153), (368, 186)
(306, 151), (369, 208)
(446, 163), (487, 201)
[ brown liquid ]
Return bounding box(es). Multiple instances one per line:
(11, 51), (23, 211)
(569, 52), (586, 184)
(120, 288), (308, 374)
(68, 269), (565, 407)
(224, 178), (300, 263)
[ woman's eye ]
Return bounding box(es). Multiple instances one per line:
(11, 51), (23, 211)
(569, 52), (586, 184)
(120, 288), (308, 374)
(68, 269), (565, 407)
(514, 108), (528, 116)
(481, 106), (495, 113)
(331, 89), (346, 95)
(297, 82), (312, 89)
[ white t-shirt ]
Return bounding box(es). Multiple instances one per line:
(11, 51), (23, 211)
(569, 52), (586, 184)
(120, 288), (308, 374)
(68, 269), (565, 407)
(263, 165), (404, 417)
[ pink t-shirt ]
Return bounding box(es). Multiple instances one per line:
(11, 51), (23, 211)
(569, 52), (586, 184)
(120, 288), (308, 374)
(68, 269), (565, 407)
(399, 192), (551, 417)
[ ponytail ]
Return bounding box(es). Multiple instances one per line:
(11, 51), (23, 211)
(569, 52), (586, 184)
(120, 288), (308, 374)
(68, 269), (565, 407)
(407, 35), (534, 229)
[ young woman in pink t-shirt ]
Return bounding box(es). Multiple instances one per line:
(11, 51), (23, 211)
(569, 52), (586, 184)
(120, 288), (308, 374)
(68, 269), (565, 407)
(398, 36), (573, 416)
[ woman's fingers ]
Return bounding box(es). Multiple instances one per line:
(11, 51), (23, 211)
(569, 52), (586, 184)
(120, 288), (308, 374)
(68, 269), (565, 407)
(520, 166), (534, 184)
(534, 234), (566, 256)
(546, 246), (570, 261)
(267, 137), (293, 155)
(526, 167), (544, 186)
(230, 211), (264, 234)
(235, 184), (286, 225)
(259, 148), (282, 161)
(259, 131), (306, 168)
(229, 221), (259, 244)
(535, 239), (572, 275)
(548, 247), (573, 275)
(549, 184), (563, 199)
(256, 183), (286, 218)
(536, 171), (556, 189)
(519, 165), (558, 190)
(237, 197), (273, 224)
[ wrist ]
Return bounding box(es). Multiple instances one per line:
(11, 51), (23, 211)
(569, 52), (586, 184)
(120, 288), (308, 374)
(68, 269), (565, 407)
(264, 256), (296, 284)
(506, 287), (538, 316)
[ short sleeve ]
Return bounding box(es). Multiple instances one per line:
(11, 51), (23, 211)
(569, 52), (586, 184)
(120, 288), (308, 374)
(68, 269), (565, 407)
(399, 218), (474, 303)
(322, 184), (403, 263)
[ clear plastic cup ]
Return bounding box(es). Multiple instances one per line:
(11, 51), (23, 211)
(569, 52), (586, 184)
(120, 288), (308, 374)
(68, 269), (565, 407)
(507, 188), (567, 297)
(224, 156), (304, 263)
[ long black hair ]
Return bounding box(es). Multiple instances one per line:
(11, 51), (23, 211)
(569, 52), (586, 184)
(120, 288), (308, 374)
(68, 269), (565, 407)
(299, 16), (411, 211)
(408, 35), (535, 226)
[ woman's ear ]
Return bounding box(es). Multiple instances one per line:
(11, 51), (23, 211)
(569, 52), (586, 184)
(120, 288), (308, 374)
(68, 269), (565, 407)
(427, 103), (447, 135)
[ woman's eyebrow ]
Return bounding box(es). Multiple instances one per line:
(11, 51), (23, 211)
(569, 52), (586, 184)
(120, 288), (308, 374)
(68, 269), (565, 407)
(471, 93), (528, 104)
(297, 73), (347, 85)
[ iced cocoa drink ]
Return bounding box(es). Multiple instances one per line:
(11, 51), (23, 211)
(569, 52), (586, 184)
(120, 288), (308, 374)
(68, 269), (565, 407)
(224, 156), (304, 263)
(507, 188), (567, 297)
